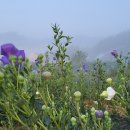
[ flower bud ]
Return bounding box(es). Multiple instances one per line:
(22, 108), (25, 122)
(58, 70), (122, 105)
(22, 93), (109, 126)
(18, 56), (22, 64)
(91, 107), (95, 113)
(95, 110), (104, 118)
(106, 78), (112, 84)
(104, 111), (109, 116)
(107, 118), (111, 124)
(74, 91), (81, 102)
(121, 77), (125, 81)
(91, 107), (96, 116)
(38, 54), (44, 60)
(9, 55), (17, 63)
(36, 91), (40, 95)
(100, 91), (108, 97)
(80, 115), (86, 123)
(106, 117), (112, 128)
(42, 105), (47, 110)
(71, 117), (77, 126)
(42, 105), (50, 112)
(17, 75), (24, 84)
(46, 106), (50, 111)
(43, 71), (51, 80)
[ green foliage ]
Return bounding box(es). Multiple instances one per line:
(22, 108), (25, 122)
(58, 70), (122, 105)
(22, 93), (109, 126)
(0, 24), (130, 129)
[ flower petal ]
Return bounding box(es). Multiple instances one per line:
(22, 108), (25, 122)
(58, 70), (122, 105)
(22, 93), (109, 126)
(0, 56), (10, 65)
(111, 50), (118, 58)
(16, 50), (25, 61)
(82, 64), (87, 72)
(107, 87), (116, 99)
(105, 97), (112, 100)
(95, 110), (104, 118)
(28, 53), (38, 62)
(1, 43), (18, 57)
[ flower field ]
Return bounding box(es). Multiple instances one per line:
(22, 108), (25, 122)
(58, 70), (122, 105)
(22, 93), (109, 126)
(0, 25), (130, 130)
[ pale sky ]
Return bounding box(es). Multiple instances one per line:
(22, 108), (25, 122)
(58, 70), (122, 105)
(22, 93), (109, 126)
(0, 0), (130, 38)
(0, 0), (130, 55)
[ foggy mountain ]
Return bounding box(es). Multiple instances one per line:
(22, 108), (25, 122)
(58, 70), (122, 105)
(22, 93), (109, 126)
(0, 29), (130, 61)
(0, 32), (50, 55)
(88, 29), (130, 61)
(69, 29), (130, 61)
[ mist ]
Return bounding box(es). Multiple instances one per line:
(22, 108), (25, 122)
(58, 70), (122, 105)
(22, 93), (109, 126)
(0, 0), (130, 60)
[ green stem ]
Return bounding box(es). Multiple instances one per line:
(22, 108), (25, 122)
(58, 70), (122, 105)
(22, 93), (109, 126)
(37, 120), (48, 130)
(16, 64), (20, 90)
(76, 102), (86, 130)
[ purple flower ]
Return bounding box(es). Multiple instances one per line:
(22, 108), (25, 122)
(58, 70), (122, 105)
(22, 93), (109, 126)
(0, 43), (25, 65)
(82, 64), (87, 72)
(95, 110), (104, 118)
(53, 57), (56, 61)
(0, 56), (10, 64)
(111, 50), (118, 58)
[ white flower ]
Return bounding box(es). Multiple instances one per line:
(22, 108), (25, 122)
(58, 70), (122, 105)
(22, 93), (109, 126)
(105, 87), (116, 100)
(28, 53), (38, 62)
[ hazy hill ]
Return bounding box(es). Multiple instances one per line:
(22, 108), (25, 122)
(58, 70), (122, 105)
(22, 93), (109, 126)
(0, 30), (130, 61)
(86, 29), (130, 61)
(0, 32), (50, 55)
